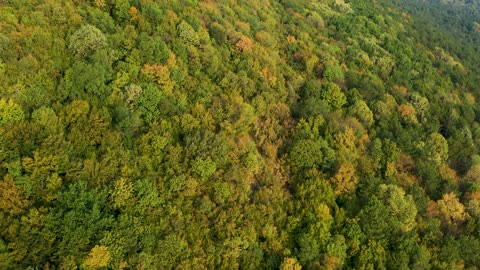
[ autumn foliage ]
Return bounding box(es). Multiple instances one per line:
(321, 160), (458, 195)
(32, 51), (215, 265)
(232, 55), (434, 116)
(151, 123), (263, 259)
(1, 0), (480, 268)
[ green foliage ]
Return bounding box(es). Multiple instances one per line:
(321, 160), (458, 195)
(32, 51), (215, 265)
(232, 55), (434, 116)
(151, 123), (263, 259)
(209, 22), (227, 44)
(138, 34), (169, 64)
(68, 24), (107, 58)
(134, 83), (162, 124)
(321, 82), (347, 109)
(64, 60), (111, 98)
(155, 234), (190, 268)
(177, 21), (199, 46)
(45, 181), (113, 264)
(349, 99), (374, 127)
(289, 139), (333, 170)
(377, 184), (417, 233)
(323, 62), (344, 82)
(296, 232), (321, 264)
(424, 132), (449, 165)
(112, 0), (130, 22)
(359, 196), (392, 242)
(1, 0), (480, 268)
(0, 99), (24, 125)
(191, 157), (217, 179)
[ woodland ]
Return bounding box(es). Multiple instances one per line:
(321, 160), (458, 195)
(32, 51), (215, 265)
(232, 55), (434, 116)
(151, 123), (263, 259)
(1, 0), (480, 269)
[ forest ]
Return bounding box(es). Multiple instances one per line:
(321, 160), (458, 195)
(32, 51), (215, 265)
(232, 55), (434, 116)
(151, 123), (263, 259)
(1, 0), (480, 269)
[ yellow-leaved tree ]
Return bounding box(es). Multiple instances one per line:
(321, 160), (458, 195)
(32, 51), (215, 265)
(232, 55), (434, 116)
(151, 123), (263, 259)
(83, 245), (111, 269)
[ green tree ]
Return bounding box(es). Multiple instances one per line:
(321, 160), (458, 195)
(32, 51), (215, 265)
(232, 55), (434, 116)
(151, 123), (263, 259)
(359, 184), (417, 242)
(68, 24), (107, 58)
(289, 139), (324, 170)
(137, 34), (169, 64)
(424, 132), (449, 165)
(64, 61), (111, 98)
(321, 82), (346, 109)
(134, 83), (163, 124)
(191, 157), (217, 179)
(112, 0), (130, 22)
(209, 22), (227, 44)
(0, 99), (24, 126)
(177, 21), (199, 46)
(349, 99), (374, 127)
(323, 62), (344, 82)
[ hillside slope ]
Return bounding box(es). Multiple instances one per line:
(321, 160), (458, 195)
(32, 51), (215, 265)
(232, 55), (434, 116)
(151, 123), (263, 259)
(1, 0), (480, 268)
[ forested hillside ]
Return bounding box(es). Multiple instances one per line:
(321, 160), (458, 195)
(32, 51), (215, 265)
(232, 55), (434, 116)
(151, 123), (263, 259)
(1, 0), (480, 269)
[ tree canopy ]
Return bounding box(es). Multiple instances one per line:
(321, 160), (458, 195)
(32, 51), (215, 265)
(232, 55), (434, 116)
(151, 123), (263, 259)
(1, 0), (480, 268)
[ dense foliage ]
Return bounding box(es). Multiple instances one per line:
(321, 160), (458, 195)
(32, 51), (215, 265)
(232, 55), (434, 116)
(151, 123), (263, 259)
(1, 0), (480, 269)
